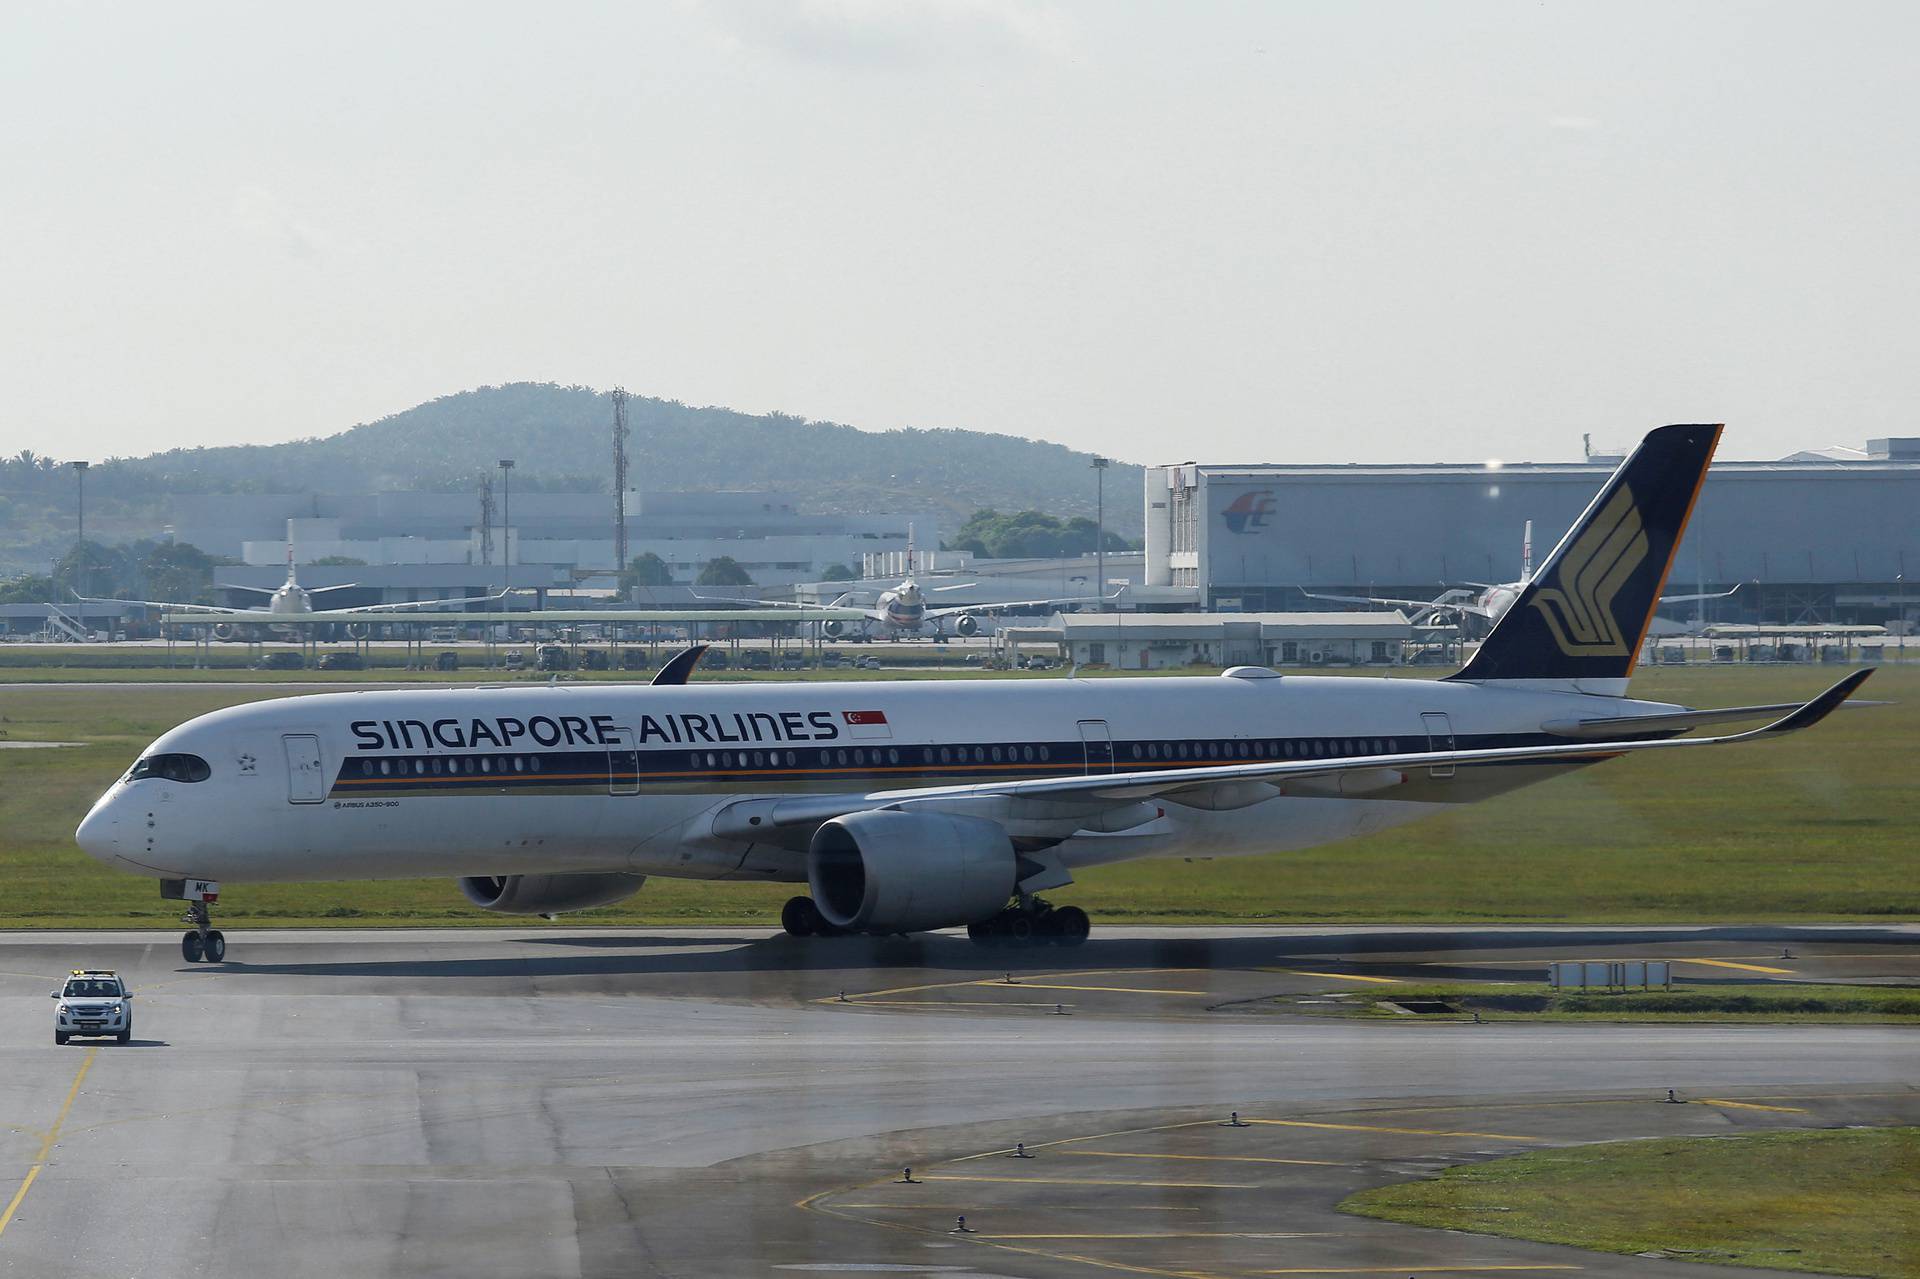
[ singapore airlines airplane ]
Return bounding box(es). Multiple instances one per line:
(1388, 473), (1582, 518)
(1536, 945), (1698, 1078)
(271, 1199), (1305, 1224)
(75, 425), (1872, 962)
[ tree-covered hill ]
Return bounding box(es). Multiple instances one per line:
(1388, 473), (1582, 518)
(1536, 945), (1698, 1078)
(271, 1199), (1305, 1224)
(41, 383), (1144, 527)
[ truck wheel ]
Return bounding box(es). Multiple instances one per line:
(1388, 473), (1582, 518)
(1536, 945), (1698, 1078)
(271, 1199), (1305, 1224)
(55, 1031), (69, 1045)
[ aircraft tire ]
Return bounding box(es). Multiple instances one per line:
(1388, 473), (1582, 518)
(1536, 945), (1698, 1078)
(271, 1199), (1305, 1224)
(1050, 907), (1090, 947)
(781, 896), (822, 938)
(204, 931), (227, 962)
(181, 931), (204, 963)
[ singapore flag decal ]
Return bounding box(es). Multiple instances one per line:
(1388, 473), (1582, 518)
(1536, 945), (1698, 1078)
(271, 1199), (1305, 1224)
(842, 709), (892, 740)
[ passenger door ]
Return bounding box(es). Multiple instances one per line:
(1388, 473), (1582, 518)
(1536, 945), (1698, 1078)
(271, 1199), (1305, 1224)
(1077, 720), (1116, 774)
(608, 727), (640, 796)
(1420, 712), (1456, 779)
(283, 734), (326, 803)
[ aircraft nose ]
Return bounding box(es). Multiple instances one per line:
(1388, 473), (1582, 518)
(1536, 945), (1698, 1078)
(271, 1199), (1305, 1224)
(75, 792), (124, 864)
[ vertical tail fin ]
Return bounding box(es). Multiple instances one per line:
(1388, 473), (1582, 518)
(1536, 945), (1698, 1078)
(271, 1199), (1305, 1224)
(1448, 424), (1722, 689)
(1520, 519), (1534, 583)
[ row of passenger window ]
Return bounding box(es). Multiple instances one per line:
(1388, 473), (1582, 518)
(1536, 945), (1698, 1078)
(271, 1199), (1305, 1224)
(1127, 738), (1399, 761)
(354, 738), (1408, 782)
(357, 755), (548, 778)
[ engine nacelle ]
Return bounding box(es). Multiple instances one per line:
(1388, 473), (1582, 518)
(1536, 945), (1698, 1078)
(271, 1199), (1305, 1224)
(821, 619), (845, 638)
(807, 810), (1016, 934)
(211, 623), (240, 642)
(953, 614), (980, 637)
(458, 872), (646, 916)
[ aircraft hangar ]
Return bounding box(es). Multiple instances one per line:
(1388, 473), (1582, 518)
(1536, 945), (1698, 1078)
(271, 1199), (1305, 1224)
(1144, 437), (1920, 625)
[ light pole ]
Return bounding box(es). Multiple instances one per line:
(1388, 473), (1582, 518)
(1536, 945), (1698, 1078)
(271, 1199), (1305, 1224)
(1090, 456), (1109, 611)
(71, 460), (89, 602)
(497, 459), (515, 593)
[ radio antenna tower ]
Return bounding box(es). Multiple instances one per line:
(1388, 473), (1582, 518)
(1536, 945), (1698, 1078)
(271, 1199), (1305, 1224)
(611, 387), (631, 577)
(478, 474), (495, 566)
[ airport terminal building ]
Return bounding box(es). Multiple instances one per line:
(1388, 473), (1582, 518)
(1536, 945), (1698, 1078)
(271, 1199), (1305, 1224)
(1144, 439), (1920, 627)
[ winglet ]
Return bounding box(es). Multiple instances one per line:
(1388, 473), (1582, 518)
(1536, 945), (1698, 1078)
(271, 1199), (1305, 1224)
(651, 644), (709, 686)
(1754, 668), (1875, 736)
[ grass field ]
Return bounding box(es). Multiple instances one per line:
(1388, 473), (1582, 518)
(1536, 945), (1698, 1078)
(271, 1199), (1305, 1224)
(0, 663), (1912, 928)
(1263, 980), (1920, 1024)
(1340, 1127), (1920, 1279)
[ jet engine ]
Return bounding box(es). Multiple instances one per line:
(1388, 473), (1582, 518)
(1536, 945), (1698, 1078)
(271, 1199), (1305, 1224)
(211, 623), (240, 642)
(807, 810), (1015, 934)
(952, 614), (980, 637)
(458, 872), (647, 916)
(821, 619), (846, 639)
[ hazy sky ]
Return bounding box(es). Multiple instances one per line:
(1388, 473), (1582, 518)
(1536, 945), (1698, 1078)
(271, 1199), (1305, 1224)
(4, 1), (1915, 468)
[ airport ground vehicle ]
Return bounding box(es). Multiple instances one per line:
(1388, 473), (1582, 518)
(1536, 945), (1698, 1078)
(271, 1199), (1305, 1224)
(253, 651), (305, 671)
(503, 649), (526, 671)
(52, 969), (133, 1044)
(73, 427), (1876, 958)
(318, 651), (365, 671)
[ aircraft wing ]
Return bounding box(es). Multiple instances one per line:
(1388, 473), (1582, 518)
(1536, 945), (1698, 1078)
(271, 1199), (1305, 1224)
(711, 670), (1873, 838)
(157, 606), (875, 625)
(923, 593), (1119, 621)
(78, 593), (254, 616)
(329, 588), (517, 614)
(689, 590), (867, 610)
(1659, 582), (1751, 605)
(1300, 589), (1466, 612)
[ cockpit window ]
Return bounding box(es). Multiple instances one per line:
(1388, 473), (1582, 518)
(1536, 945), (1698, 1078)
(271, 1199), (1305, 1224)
(128, 753), (211, 783)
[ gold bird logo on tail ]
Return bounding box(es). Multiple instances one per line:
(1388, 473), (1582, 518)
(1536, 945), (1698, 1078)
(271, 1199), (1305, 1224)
(1528, 486), (1648, 657)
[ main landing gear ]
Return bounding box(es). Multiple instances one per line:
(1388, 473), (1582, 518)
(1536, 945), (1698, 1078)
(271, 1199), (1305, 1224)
(777, 894), (1091, 946)
(967, 897), (1089, 948)
(181, 900), (226, 963)
(781, 896), (844, 938)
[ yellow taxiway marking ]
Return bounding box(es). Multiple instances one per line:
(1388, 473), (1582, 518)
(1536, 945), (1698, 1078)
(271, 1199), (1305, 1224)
(980, 1232), (1348, 1240)
(0, 1048), (96, 1244)
(1676, 958), (1797, 974)
(1697, 1098), (1811, 1114)
(1247, 1118), (1542, 1141)
(815, 967), (1211, 1004)
(1251, 1259), (1582, 1267)
(842, 1000), (1082, 1008)
(1272, 969), (1407, 984)
(919, 1173), (1258, 1190)
(839, 1203), (1202, 1211)
(1067, 1150), (1348, 1167)
(1004, 982), (1212, 997)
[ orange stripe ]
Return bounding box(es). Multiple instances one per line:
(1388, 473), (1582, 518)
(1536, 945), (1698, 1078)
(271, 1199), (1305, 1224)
(1626, 423), (1722, 676)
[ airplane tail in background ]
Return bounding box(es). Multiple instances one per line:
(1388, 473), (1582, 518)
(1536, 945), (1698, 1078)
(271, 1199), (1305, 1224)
(1448, 424), (1722, 690)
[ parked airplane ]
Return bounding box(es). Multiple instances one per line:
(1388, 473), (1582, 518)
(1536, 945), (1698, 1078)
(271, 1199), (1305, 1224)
(703, 532), (1109, 639)
(1306, 520), (1745, 626)
(75, 425), (1873, 963)
(83, 533), (512, 639)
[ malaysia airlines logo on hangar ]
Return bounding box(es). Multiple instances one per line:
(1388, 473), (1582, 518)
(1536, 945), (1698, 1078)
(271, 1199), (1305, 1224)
(1221, 490), (1276, 534)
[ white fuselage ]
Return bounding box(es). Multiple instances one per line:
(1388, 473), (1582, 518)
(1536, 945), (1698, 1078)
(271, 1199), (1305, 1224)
(75, 673), (1676, 888)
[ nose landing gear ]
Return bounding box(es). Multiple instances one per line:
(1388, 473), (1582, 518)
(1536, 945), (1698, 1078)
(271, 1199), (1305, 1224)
(181, 900), (226, 963)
